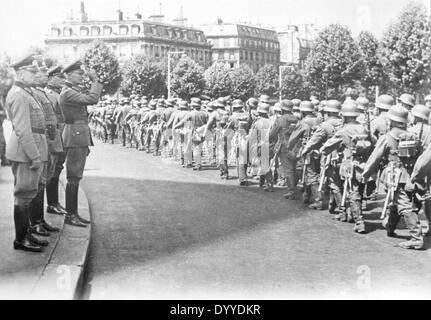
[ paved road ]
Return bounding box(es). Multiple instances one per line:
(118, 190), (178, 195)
(80, 140), (431, 299)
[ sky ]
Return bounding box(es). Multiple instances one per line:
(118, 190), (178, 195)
(0, 0), (430, 58)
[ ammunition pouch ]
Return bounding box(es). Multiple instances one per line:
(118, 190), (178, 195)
(46, 124), (56, 140)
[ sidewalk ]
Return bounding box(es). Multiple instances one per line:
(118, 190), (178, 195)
(0, 164), (92, 299)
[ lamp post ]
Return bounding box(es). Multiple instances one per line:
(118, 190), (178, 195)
(167, 51), (185, 99)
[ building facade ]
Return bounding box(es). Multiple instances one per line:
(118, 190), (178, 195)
(45, 4), (212, 67)
(278, 24), (319, 68)
(200, 22), (280, 73)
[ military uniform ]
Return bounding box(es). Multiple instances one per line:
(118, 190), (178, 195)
(269, 100), (298, 196)
(287, 102), (321, 203)
(60, 60), (103, 227)
(0, 95), (9, 166)
(363, 105), (424, 249)
(5, 54), (49, 251)
(322, 102), (372, 233)
(301, 100), (343, 210)
(44, 75), (68, 215)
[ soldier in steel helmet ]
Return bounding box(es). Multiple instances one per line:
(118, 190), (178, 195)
(301, 100), (344, 212)
(321, 101), (374, 233)
(370, 94), (394, 140)
(287, 101), (321, 204)
(363, 105), (424, 249)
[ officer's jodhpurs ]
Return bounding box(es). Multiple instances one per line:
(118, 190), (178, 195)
(65, 147), (88, 214)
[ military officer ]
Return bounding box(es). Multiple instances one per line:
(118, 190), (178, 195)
(60, 60), (103, 228)
(44, 65), (68, 216)
(5, 53), (49, 252)
(362, 105), (424, 249)
(269, 100), (298, 196)
(0, 94), (9, 166)
(30, 61), (62, 237)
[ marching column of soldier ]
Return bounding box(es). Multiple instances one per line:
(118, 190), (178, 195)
(2, 50), (431, 253)
(87, 88), (431, 251)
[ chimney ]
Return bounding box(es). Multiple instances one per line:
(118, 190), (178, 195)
(173, 6), (187, 26)
(118, 9), (124, 21)
(79, 1), (88, 22)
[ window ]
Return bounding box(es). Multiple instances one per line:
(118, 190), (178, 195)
(240, 51), (243, 59)
(224, 38), (230, 47)
(103, 26), (112, 36)
(80, 26), (89, 36)
(199, 51), (203, 61)
(51, 28), (61, 37)
(230, 38), (236, 47)
(119, 25), (128, 35)
(224, 51), (229, 60)
(245, 51), (248, 60)
(91, 26), (100, 36)
(63, 27), (72, 36)
(151, 27), (157, 36)
(131, 25), (140, 35)
(154, 46), (160, 57)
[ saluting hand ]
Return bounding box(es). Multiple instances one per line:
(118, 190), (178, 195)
(87, 70), (100, 82)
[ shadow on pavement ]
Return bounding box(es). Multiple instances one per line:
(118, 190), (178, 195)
(80, 175), (305, 298)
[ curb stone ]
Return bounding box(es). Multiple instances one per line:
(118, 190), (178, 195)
(30, 175), (92, 300)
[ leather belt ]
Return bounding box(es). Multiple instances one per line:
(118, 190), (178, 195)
(31, 127), (46, 134)
(65, 120), (88, 125)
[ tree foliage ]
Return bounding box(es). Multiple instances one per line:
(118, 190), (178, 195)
(280, 66), (307, 100)
(304, 24), (363, 100)
(380, 2), (431, 97)
(170, 56), (206, 99)
(121, 54), (166, 98)
(204, 61), (233, 98)
(254, 64), (278, 97)
(356, 31), (387, 98)
(229, 64), (255, 100)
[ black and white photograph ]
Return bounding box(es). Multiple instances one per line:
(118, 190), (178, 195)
(0, 0), (430, 301)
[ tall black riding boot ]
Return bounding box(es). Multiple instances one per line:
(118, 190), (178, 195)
(29, 189), (50, 237)
(13, 205), (43, 252)
(65, 184), (87, 227)
(46, 177), (67, 215)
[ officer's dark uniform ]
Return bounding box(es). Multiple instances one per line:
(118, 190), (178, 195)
(59, 60), (103, 228)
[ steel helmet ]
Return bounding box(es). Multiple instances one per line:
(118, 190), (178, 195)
(273, 102), (282, 113)
(190, 97), (201, 108)
(299, 101), (314, 112)
(280, 99), (293, 112)
(356, 97), (369, 111)
(341, 101), (359, 117)
(399, 93), (415, 108)
(257, 102), (270, 114)
(387, 105), (408, 124)
(232, 99), (244, 109)
(324, 100), (342, 113)
(425, 94), (431, 102)
(292, 99), (301, 111)
(411, 104), (430, 121)
(377, 94), (394, 110)
(246, 98), (259, 110)
(206, 101), (214, 111)
(259, 94), (270, 104)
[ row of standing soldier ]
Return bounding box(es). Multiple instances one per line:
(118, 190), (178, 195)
(89, 91), (431, 251)
(3, 53), (102, 252)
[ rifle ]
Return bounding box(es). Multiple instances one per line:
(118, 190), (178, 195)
(318, 154), (331, 193)
(380, 162), (402, 219)
(297, 134), (310, 190)
(270, 139), (282, 170)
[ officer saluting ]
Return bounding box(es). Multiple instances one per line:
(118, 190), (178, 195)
(60, 60), (103, 227)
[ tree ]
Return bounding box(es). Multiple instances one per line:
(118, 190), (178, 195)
(170, 56), (206, 100)
(280, 66), (308, 100)
(204, 61), (233, 98)
(121, 54), (166, 98)
(304, 24), (363, 100)
(229, 64), (255, 100)
(380, 2), (431, 97)
(255, 64), (278, 97)
(82, 40), (122, 95)
(356, 31), (387, 99)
